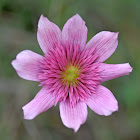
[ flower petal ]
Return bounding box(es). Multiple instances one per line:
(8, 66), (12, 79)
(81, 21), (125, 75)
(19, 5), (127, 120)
(86, 31), (119, 62)
(99, 63), (132, 82)
(86, 85), (118, 116)
(11, 50), (43, 81)
(37, 15), (61, 54)
(59, 100), (87, 132)
(22, 87), (55, 120)
(62, 14), (87, 49)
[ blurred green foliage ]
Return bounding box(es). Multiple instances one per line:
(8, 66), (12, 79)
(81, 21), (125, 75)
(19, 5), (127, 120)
(0, 0), (140, 140)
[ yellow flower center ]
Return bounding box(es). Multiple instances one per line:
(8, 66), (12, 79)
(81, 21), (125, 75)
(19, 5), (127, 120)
(61, 64), (80, 86)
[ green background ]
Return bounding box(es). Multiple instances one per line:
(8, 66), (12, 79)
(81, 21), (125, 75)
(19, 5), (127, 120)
(0, 0), (139, 140)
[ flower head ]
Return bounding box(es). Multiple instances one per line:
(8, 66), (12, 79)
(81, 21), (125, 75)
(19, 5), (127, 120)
(12, 14), (132, 132)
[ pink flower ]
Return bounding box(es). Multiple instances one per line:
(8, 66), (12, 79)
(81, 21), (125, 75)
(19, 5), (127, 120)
(12, 14), (132, 132)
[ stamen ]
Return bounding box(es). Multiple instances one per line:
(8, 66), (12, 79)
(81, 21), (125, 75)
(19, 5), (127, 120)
(61, 64), (80, 86)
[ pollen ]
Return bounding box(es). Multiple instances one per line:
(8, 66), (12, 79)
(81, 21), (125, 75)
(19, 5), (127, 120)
(61, 64), (80, 86)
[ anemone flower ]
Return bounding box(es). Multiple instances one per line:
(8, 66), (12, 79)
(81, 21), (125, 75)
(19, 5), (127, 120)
(12, 14), (132, 132)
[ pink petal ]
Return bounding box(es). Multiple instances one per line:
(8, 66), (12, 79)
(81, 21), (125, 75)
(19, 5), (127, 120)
(22, 87), (55, 120)
(86, 31), (119, 62)
(11, 50), (43, 81)
(37, 15), (61, 54)
(62, 14), (87, 49)
(99, 63), (132, 82)
(59, 99), (87, 132)
(86, 85), (118, 116)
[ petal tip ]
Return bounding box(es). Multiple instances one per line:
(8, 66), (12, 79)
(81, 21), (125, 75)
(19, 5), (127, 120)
(38, 14), (49, 28)
(114, 102), (119, 112)
(127, 63), (133, 73)
(11, 59), (16, 68)
(75, 13), (81, 18)
(22, 106), (35, 120)
(124, 63), (133, 74)
(115, 32), (119, 38)
(104, 103), (118, 116)
(73, 126), (80, 133)
(104, 111), (112, 116)
(39, 14), (46, 21)
(11, 59), (19, 72)
(40, 14), (45, 19)
(104, 31), (119, 39)
(71, 13), (85, 24)
(40, 14), (44, 18)
(111, 31), (119, 39)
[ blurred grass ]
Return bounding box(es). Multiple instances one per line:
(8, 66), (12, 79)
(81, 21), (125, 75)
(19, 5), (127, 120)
(0, 0), (140, 140)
